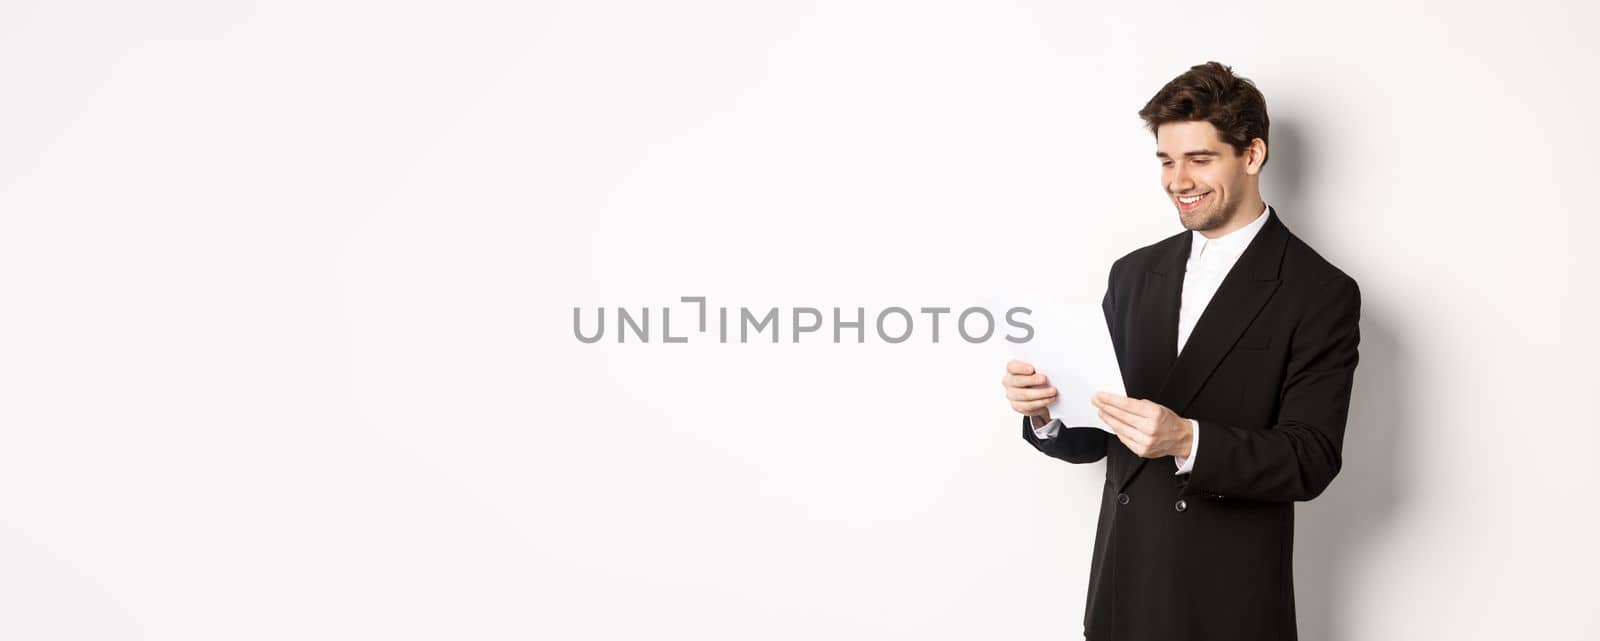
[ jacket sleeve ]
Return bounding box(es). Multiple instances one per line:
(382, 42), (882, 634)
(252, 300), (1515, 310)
(1178, 274), (1361, 502)
(1022, 416), (1108, 463)
(1017, 259), (1118, 465)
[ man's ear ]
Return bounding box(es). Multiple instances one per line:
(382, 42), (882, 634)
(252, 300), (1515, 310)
(1244, 137), (1267, 175)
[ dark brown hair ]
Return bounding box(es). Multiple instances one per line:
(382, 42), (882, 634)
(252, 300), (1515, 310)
(1139, 61), (1270, 168)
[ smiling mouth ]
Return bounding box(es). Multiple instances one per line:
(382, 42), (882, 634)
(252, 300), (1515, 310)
(1176, 192), (1211, 210)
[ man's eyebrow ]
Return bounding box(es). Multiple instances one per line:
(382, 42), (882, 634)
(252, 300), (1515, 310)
(1155, 149), (1222, 159)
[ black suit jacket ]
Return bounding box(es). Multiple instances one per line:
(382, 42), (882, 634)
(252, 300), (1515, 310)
(1022, 206), (1361, 641)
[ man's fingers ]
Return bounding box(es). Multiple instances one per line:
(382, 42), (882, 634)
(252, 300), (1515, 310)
(1002, 360), (1051, 416)
(1112, 429), (1143, 455)
(1013, 398), (1053, 413)
(1097, 402), (1152, 435)
(1002, 373), (1048, 389)
(1007, 385), (1058, 402)
(1093, 391), (1156, 418)
(1101, 410), (1146, 446)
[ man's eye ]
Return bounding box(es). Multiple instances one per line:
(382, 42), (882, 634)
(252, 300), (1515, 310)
(1193, 160), (1210, 165)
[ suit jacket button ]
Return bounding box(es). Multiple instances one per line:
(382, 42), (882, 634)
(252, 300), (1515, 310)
(1117, 493), (1130, 505)
(1174, 499), (1188, 512)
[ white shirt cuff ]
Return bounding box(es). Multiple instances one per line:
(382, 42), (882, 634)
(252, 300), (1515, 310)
(1173, 419), (1199, 474)
(1031, 417), (1062, 440)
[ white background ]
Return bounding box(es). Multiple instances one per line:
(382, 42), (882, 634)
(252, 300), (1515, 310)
(2, 1), (1597, 639)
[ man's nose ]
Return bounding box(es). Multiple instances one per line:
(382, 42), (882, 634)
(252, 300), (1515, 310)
(1169, 165), (1194, 194)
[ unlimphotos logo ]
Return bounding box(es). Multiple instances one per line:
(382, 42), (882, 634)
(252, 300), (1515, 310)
(574, 296), (1035, 344)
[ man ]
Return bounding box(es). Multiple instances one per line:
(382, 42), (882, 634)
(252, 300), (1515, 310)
(1001, 62), (1361, 641)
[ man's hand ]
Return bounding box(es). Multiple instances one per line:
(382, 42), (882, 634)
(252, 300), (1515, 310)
(1091, 391), (1193, 459)
(1002, 360), (1056, 425)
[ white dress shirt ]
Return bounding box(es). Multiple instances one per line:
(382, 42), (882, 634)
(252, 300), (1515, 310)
(1032, 203), (1271, 475)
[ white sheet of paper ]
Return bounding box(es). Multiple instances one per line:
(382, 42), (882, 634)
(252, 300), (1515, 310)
(1009, 300), (1127, 433)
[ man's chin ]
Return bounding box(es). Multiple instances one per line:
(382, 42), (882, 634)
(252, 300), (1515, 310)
(1178, 206), (1229, 232)
(1178, 211), (1216, 232)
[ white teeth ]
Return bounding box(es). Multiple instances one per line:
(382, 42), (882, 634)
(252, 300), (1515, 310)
(1178, 193), (1209, 204)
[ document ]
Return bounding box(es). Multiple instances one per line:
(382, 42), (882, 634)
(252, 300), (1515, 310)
(1009, 299), (1127, 433)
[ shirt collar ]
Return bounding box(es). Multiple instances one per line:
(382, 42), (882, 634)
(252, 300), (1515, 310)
(1191, 203), (1270, 261)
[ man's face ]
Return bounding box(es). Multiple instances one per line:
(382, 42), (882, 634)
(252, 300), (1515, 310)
(1155, 121), (1255, 233)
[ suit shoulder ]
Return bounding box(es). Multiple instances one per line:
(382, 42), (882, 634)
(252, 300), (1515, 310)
(1111, 229), (1187, 276)
(1283, 232), (1360, 297)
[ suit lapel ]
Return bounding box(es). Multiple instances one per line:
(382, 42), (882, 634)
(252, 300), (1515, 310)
(1113, 207), (1290, 493)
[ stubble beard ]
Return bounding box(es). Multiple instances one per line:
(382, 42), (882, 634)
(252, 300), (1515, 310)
(1180, 191), (1239, 234)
